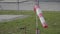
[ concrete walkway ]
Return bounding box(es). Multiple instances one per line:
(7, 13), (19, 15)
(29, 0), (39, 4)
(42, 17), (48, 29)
(0, 15), (29, 22)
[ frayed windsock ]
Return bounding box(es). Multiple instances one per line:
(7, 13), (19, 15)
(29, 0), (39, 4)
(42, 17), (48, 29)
(34, 5), (48, 28)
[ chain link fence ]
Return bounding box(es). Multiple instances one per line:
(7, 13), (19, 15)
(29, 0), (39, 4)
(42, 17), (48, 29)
(0, 1), (60, 11)
(0, 0), (34, 10)
(0, 0), (60, 34)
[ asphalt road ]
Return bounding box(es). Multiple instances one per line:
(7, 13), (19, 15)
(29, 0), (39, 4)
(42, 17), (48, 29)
(0, 2), (60, 11)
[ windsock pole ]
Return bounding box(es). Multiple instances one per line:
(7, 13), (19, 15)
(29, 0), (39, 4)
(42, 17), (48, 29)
(36, 15), (40, 34)
(35, 0), (40, 34)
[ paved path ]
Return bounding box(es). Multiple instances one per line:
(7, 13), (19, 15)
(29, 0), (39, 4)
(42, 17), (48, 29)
(0, 15), (29, 22)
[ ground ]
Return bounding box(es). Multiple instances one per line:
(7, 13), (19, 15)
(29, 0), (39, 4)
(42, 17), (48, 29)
(0, 10), (60, 34)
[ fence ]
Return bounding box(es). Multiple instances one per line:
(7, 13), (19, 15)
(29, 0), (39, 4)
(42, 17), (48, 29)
(0, 0), (60, 34)
(0, 1), (60, 11)
(0, 1), (34, 10)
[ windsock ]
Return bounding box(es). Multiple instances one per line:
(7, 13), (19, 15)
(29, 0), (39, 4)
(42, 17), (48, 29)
(34, 5), (48, 28)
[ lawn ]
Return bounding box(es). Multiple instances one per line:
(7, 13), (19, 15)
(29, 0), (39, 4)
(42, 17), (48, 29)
(0, 10), (60, 34)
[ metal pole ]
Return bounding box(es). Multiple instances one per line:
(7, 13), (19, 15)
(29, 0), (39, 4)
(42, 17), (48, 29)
(35, 0), (40, 34)
(17, 0), (19, 11)
(35, 8), (38, 34)
(35, 0), (39, 6)
(25, 27), (26, 34)
(36, 14), (40, 34)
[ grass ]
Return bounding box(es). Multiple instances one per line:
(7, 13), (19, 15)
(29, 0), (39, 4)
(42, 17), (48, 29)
(0, 10), (60, 34)
(0, 10), (34, 15)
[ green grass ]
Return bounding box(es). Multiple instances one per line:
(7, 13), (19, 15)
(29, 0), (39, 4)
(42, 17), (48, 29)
(0, 10), (34, 15)
(0, 10), (60, 34)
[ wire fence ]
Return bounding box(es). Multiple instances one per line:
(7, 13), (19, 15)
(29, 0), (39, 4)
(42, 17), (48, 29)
(0, 2), (60, 11)
(0, 0), (60, 34)
(0, 1), (34, 10)
(0, 0), (36, 34)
